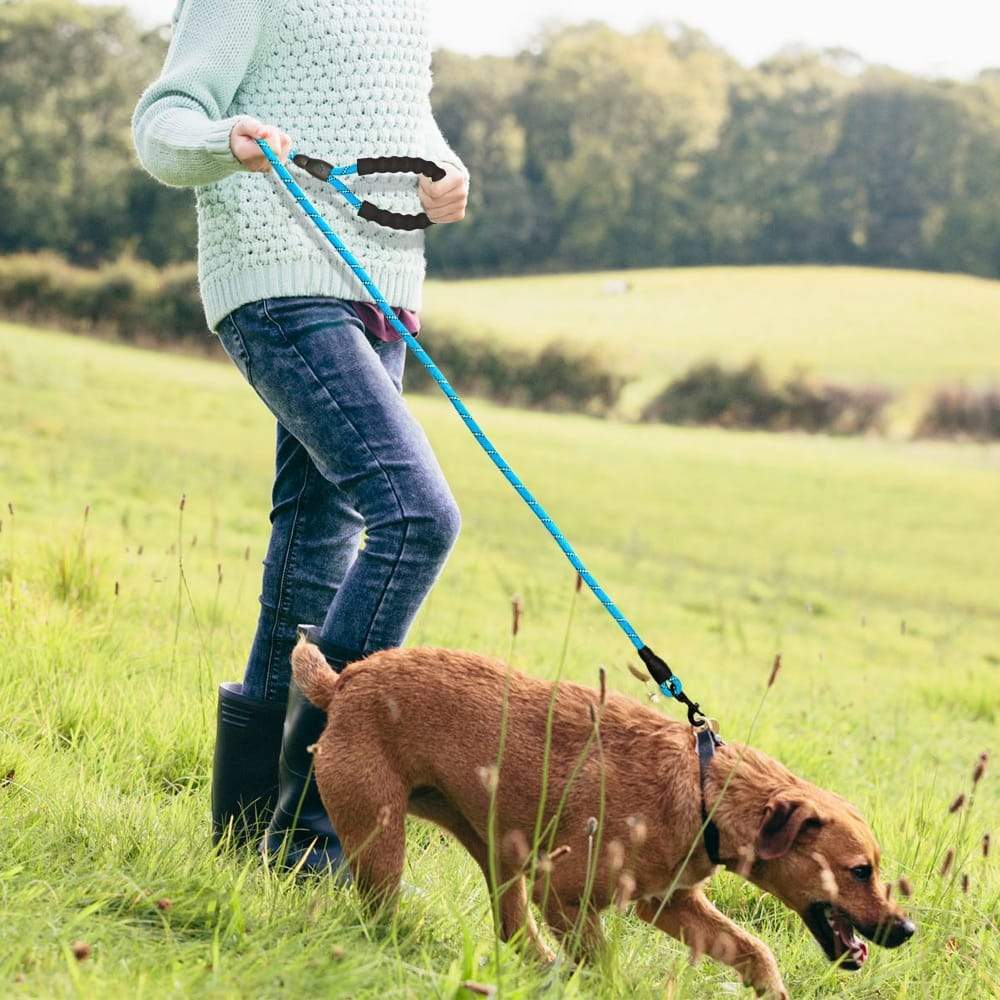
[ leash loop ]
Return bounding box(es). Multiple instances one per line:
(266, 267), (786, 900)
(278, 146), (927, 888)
(258, 139), (711, 728)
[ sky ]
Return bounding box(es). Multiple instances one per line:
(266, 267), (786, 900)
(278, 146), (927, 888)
(108, 0), (998, 80)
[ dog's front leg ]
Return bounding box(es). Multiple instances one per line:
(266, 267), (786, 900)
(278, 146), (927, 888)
(636, 890), (787, 999)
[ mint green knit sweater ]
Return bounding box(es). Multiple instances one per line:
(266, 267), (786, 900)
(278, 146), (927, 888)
(133, 0), (465, 330)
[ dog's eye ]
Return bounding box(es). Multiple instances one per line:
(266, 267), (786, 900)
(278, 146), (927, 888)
(850, 864), (873, 882)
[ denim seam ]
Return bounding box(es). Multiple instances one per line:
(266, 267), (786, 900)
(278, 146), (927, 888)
(359, 518), (409, 653)
(224, 309), (254, 386)
(259, 298), (410, 654)
(262, 460), (312, 700)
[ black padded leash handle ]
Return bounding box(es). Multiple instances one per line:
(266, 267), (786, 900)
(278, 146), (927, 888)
(357, 156), (446, 182)
(292, 153), (444, 231)
(358, 201), (433, 232)
(357, 157), (444, 231)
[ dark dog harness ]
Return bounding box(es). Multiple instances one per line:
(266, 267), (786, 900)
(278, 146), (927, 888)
(696, 725), (725, 866)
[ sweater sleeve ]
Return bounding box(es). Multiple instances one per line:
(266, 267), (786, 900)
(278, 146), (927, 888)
(425, 112), (469, 180)
(132, 0), (269, 188)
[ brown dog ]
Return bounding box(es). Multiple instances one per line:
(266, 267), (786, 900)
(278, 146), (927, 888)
(292, 641), (915, 998)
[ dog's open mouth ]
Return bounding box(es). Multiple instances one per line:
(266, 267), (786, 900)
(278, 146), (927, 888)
(803, 902), (869, 970)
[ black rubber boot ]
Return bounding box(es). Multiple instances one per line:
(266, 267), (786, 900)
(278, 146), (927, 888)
(261, 626), (359, 877)
(211, 682), (287, 848)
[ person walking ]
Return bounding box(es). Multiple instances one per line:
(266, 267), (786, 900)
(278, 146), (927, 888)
(133, 0), (469, 874)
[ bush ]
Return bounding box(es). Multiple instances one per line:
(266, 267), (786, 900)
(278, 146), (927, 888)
(0, 253), (627, 415)
(641, 360), (892, 435)
(405, 333), (627, 415)
(916, 385), (1000, 440)
(0, 253), (206, 345)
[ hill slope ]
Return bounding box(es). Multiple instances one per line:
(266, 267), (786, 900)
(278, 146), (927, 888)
(0, 322), (997, 998)
(425, 266), (1000, 412)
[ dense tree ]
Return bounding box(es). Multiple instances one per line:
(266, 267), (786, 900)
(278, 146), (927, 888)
(0, 1), (998, 279)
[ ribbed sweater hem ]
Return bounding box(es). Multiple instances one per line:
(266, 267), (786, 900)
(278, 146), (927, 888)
(201, 258), (426, 331)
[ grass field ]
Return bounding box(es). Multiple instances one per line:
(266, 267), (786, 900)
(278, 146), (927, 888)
(425, 266), (1000, 419)
(0, 319), (997, 998)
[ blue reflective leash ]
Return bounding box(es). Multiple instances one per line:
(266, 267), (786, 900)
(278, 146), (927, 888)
(256, 139), (705, 727)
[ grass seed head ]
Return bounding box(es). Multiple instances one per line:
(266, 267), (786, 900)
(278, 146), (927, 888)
(983, 832), (990, 858)
(767, 653), (782, 688)
(897, 875), (913, 898)
(2, 769), (15, 787)
(71, 941), (91, 962)
(502, 829), (529, 867)
(155, 898), (172, 911)
(476, 765), (498, 794)
(586, 816), (598, 838)
(331, 945), (346, 960)
(627, 815), (647, 846)
(548, 844), (572, 863)
(615, 872), (636, 912)
(575, 572), (583, 593)
(607, 839), (625, 872)
(627, 662), (649, 684)
(949, 793), (965, 814)
(511, 595), (523, 636)
(735, 844), (756, 877)
(940, 847), (955, 877)
(972, 751), (988, 786)
(179, 494), (186, 511)
(599, 665), (607, 706)
(461, 981), (497, 998)
(961, 873), (970, 893)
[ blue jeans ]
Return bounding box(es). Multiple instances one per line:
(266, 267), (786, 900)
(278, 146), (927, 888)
(216, 297), (461, 701)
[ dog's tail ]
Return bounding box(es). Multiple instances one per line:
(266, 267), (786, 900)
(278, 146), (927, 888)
(291, 637), (340, 711)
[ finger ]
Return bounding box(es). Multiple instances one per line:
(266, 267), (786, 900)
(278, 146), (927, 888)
(429, 205), (466, 224)
(421, 176), (464, 199)
(423, 192), (468, 214)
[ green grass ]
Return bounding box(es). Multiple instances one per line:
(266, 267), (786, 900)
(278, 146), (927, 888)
(0, 319), (997, 998)
(425, 266), (1000, 418)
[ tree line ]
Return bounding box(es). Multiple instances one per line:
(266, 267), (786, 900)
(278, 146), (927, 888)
(2, 2), (999, 279)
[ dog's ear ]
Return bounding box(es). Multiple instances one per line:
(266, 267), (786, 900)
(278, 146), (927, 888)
(756, 798), (822, 860)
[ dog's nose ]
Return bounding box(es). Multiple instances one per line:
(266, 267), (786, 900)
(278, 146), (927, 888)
(885, 918), (916, 947)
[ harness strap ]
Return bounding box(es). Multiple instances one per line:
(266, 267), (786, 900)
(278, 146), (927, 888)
(696, 726), (724, 865)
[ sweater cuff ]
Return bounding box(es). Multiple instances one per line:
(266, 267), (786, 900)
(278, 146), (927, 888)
(202, 114), (251, 166)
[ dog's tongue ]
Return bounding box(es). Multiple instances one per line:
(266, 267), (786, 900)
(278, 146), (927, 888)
(832, 913), (868, 965)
